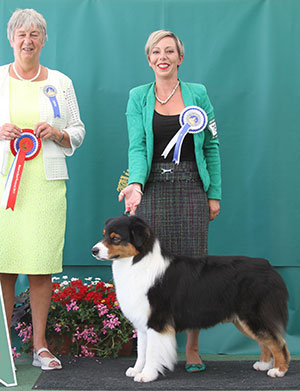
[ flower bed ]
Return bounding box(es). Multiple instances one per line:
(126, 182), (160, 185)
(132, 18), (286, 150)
(14, 276), (136, 358)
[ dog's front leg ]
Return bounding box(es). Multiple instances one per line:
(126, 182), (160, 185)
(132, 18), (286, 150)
(126, 329), (147, 377)
(134, 327), (177, 383)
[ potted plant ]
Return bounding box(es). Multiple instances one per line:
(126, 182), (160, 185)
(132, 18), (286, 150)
(13, 276), (136, 358)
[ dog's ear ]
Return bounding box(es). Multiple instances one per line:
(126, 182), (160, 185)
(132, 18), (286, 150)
(130, 218), (151, 248)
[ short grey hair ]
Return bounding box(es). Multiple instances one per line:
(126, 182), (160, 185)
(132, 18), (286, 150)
(7, 9), (48, 43)
(145, 30), (185, 58)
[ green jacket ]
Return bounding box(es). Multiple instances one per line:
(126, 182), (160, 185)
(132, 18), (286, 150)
(126, 80), (221, 199)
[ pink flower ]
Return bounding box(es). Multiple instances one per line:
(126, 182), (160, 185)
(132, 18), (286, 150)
(102, 314), (121, 333)
(95, 303), (109, 317)
(74, 327), (99, 344)
(55, 323), (62, 332)
(81, 345), (95, 357)
(15, 322), (32, 343)
(12, 347), (21, 362)
(66, 299), (79, 312)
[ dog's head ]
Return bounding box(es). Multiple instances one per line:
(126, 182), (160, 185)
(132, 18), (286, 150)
(91, 215), (154, 263)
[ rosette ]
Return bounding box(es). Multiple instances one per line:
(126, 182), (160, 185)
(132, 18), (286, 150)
(161, 106), (208, 164)
(0, 130), (41, 211)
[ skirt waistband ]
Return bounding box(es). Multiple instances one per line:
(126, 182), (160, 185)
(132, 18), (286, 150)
(147, 161), (200, 182)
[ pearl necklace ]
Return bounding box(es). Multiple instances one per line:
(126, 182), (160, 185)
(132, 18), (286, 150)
(155, 80), (180, 104)
(12, 63), (41, 82)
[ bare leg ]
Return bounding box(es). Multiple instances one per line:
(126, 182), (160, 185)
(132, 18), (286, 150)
(0, 273), (18, 340)
(185, 329), (203, 365)
(28, 274), (59, 368)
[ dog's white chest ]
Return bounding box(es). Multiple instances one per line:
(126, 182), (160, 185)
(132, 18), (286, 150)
(112, 259), (150, 328)
(112, 247), (169, 329)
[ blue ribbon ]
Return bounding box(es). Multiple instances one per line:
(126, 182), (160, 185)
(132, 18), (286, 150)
(172, 123), (190, 164)
(49, 96), (60, 118)
(43, 86), (61, 118)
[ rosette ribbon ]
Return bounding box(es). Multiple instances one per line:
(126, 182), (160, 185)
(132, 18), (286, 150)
(161, 106), (208, 164)
(43, 85), (60, 118)
(0, 130), (41, 211)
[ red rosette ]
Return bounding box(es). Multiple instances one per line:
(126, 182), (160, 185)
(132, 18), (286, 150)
(10, 129), (41, 161)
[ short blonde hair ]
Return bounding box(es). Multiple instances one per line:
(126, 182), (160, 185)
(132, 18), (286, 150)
(7, 8), (48, 43)
(145, 30), (185, 58)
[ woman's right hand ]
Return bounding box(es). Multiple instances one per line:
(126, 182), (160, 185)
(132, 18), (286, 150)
(0, 123), (22, 140)
(118, 183), (143, 215)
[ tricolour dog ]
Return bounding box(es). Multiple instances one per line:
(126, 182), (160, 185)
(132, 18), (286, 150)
(92, 215), (290, 383)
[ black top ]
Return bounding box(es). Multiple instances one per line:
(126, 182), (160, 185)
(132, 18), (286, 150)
(152, 111), (195, 163)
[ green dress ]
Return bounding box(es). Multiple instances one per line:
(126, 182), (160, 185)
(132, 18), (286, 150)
(0, 77), (66, 274)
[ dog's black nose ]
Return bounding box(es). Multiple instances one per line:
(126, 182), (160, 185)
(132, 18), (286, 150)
(92, 247), (99, 256)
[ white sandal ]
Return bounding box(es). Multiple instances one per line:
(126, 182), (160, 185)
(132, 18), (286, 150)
(32, 347), (62, 370)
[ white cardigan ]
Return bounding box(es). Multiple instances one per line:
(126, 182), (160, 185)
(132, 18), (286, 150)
(0, 64), (85, 180)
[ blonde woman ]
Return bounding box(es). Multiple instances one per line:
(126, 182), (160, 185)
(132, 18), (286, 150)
(119, 30), (221, 372)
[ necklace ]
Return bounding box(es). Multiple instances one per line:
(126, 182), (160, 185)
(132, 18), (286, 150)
(155, 80), (180, 104)
(12, 63), (41, 82)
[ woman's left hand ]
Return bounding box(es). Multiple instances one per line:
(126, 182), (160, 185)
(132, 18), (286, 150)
(35, 122), (61, 141)
(208, 199), (220, 221)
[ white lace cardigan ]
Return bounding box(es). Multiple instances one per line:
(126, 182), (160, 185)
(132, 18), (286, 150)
(0, 64), (85, 180)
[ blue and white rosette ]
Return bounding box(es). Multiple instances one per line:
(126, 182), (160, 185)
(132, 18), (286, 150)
(161, 106), (208, 164)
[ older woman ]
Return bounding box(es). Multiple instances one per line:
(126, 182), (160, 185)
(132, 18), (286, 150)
(0, 9), (85, 370)
(119, 30), (221, 372)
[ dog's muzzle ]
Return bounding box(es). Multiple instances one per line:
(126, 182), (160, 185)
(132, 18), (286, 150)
(92, 242), (109, 260)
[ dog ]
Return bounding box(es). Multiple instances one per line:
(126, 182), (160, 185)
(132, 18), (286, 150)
(92, 215), (290, 383)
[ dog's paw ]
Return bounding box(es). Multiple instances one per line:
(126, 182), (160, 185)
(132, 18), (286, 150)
(126, 367), (139, 377)
(267, 368), (286, 378)
(253, 360), (273, 371)
(134, 370), (158, 383)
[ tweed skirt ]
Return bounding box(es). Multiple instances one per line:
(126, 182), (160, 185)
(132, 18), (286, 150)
(136, 161), (209, 257)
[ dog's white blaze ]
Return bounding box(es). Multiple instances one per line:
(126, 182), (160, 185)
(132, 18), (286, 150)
(95, 242), (109, 259)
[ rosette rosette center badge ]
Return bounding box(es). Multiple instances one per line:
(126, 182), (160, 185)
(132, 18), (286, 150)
(0, 129), (41, 211)
(11, 129), (41, 160)
(161, 106), (208, 164)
